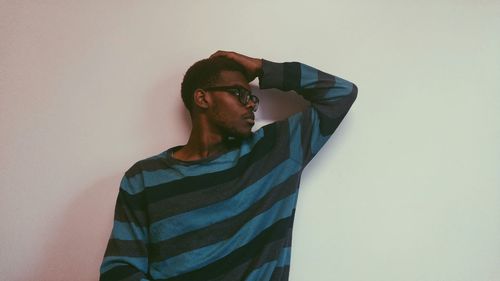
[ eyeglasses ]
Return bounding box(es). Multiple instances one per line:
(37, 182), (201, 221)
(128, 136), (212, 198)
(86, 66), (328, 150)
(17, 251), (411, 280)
(203, 86), (259, 112)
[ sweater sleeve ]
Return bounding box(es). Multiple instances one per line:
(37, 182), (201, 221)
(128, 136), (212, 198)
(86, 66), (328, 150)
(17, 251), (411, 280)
(99, 172), (152, 281)
(259, 59), (358, 166)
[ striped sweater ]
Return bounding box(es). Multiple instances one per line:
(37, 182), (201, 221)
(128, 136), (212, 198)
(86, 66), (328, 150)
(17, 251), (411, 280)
(100, 59), (358, 281)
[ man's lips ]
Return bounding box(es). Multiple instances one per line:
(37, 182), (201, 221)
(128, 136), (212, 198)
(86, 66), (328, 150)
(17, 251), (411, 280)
(245, 118), (255, 125)
(243, 113), (255, 125)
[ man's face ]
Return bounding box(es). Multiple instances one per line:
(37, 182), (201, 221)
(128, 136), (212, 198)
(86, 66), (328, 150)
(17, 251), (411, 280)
(205, 70), (256, 139)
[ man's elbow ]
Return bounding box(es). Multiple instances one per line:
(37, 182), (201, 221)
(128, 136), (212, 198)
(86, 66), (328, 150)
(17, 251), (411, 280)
(350, 83), (358, 104)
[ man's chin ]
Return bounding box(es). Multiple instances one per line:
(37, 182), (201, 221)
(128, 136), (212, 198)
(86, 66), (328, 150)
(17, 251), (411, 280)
(226, 129), (252, 140)
(236, 133), (253, 140)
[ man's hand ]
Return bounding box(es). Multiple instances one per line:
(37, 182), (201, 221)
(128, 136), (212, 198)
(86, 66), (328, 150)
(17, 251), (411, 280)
(210, 50), (263, 82)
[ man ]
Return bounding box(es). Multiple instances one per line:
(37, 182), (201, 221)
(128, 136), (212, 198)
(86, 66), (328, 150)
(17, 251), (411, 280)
(100, 51), (357, 281)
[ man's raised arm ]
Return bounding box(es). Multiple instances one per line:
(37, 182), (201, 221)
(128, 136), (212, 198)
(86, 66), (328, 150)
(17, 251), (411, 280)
(258, 58), (358, 166)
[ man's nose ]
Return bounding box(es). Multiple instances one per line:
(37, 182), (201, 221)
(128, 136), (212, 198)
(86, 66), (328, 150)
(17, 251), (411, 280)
(246, 99), (257, 112)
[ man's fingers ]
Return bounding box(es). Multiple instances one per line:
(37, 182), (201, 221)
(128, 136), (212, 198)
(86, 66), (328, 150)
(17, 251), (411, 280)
(210, 50), (234, 59)
(208, 51), (262, 82)
(210, 50), (253, 66)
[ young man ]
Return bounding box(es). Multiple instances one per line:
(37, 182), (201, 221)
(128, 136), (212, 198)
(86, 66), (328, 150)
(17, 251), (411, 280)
(100, 51), (358, 281)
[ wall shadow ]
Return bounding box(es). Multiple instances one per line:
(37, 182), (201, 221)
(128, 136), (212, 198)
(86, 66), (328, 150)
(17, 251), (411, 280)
(253, 86), (310, 124)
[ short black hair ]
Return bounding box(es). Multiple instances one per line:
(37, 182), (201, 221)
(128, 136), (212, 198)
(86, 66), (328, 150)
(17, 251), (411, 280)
(181, 56), (247, 112)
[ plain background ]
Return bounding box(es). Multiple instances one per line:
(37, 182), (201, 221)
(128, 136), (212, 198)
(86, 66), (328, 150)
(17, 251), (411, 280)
(1, 1), (499, 280)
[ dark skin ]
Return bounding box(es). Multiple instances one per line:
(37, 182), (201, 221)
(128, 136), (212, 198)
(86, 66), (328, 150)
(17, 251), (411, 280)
(172, 51), (263, 162)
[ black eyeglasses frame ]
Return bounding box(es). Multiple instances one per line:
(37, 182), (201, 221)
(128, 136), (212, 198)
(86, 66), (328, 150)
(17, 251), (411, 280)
(202, 86), (259, 112)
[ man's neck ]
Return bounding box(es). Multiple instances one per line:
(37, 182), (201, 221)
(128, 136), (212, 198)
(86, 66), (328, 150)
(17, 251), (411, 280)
(173, 137), (230, 162)
(172, 118), (232, 162)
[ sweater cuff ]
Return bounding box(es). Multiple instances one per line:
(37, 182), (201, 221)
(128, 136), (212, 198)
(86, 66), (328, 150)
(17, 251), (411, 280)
(258, 59), (284, 90)
(258, 59), (301, 91)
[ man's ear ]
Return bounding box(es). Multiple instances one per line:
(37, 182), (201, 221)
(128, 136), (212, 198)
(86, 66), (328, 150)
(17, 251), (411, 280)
(193, 89), (210, 110)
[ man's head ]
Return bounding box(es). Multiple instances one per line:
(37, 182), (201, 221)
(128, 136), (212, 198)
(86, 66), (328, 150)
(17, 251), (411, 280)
(181, 57), (249, 112)
(181, 57), (258, 138)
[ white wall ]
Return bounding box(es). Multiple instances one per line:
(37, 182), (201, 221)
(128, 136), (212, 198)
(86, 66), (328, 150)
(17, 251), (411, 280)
(1, 1), (499, 280)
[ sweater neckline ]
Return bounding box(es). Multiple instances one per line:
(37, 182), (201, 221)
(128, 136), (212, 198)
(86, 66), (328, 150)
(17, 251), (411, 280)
(165, 139), (242, 166)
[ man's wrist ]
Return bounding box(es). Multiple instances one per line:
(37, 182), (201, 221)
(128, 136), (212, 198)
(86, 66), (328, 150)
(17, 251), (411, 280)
(255, 59), (264, 78)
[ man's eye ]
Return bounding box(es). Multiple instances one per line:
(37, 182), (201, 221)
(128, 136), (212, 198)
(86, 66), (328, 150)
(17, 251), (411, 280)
(233, 89), (244, 95)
